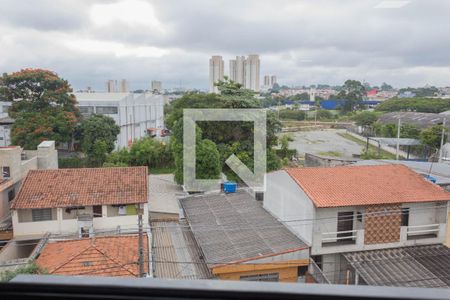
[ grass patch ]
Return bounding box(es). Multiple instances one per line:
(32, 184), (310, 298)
(318, 151), (342, 157)
(337, 132), (397, 159)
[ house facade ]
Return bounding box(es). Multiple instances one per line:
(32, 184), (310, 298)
(10, 167), (149, 237)
(264, 165), (450, 284)
(0, 141), (58, 224)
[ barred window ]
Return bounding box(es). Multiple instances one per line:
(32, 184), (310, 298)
(32, 208), (52, 222)
(96, 106), (118, 114)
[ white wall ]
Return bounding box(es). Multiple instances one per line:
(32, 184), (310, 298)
(264, 170), (315, 245)
(74, 92), (164, 149)
(12, 204), (149, 237)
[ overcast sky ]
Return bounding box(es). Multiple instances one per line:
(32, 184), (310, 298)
(0, 0), (449, 91)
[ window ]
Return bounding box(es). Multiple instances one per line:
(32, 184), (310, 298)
(337, 211), (354, 240)
(79, 106), (94, 115)
(96, 106), (118, 114)
(32, 208), (52, 222)
(401, 208), (409, 226)
(2, 166), (10, 179)
(240, 273), (279, 282)
(298, 266), (308, 277)
(312, 255), (322, 270)
(7, 189), (15, 202)
(357, 211), (363, 222)
(93, 205), (102, 218)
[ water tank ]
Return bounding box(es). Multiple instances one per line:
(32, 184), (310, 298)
(223, 182), (237, 193)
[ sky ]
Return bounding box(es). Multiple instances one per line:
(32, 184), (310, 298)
(0, 0), (449, 91)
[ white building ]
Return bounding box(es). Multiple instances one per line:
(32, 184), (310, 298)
(151, 80), (162, 93)
(264, 165), (450, 284)
(106, 79), (129, 93)
(244, 54), (260, 92)
(11, 167), (149, 237)
(229, 56), (245, 85)
(209, 55), (224, 93)
(74, 92), (164, 148)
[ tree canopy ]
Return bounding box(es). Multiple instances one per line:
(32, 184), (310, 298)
(336, 80), (366, 112)
(0, 69), (79, 149)
(165, 78), (282, 184)
(78, 114), (120, 166)
(376, 97), (450, 113)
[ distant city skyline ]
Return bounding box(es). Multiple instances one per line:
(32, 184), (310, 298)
(1, 1), (450, 91)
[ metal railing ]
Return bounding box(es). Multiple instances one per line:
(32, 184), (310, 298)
(322, 229), (358, 245)
(309, 259), (330, 284)
(407, 224), (440, 238)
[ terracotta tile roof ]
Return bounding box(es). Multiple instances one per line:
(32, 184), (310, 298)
(11, 167), (148, 209)
(285, 164), (450, 208)
(36, 235), (148, 277)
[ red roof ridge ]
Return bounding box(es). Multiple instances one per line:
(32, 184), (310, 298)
(50, 243), (94, 274)
(91, 240), (137, 276)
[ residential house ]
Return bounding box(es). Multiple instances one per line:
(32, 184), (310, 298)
(10, 167), (149, 237)
(179, 190), (311, 283)
(354, 159), (450, 247)
(36, 235), (149, 277)
(264, 164), (450, 284)
(0, 141), (58, 226)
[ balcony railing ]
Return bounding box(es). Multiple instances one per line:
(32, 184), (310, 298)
(406, 224), (440, 240)
(322, 229), (357, 247)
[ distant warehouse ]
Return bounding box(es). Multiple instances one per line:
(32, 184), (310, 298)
(74, 92), (165, 149)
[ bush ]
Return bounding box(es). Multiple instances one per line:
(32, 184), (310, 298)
(316, 109), (333, 120)
(58, 157), (88, 168)
(1, 263), (46, 282)
(279, 109), (306, 121)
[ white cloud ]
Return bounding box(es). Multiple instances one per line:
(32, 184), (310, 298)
(90, 0), (165, 33)
(64, 38), (170, 58)
(375, 1), (410, 9)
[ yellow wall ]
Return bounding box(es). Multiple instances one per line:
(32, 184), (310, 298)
(212, 259), (309, 283)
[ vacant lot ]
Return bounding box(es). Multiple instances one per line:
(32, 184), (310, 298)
(285, 129), (363, 158)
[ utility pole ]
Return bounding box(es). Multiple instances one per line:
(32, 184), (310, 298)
(138, 205), (145, 277)
(396, 118), (401, 160)
(439, 118), (447, 163)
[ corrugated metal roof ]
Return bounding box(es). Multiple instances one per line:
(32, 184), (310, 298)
(344, 245), (450, 288)
(151, 221), (212, 280)
(378, 112), (447, 129)
(180, 191), (308, 266)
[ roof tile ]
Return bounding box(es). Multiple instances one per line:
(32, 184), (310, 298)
(36, 235), (148, 277)
(11, 167), (148, 209)
(286, 164), (450, 208)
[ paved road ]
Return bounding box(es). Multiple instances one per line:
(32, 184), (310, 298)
(286, 129), (363, 158)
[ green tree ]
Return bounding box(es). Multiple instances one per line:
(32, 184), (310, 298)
(336, 80), (366, 112)
(353, 111), (378, 127)
(129, 137), (173, 168)
(167, 78), (281, 184)
(381, 82), (393, 91)
(79, 114), (120, 166)
(0, 69), (79, 149)
(400, 124), (421, 139)
(376, 97), (450, 113)
(420, 125), (446, 150)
